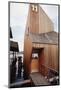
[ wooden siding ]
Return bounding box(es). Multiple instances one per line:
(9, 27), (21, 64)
(30, 4), (39, 34)
(25, 4), (54, 34)
(25, 6), (30, 35)
(39, 44), (58, 76)
(24, 4), (58, 77)
(24, 35), (32, 76)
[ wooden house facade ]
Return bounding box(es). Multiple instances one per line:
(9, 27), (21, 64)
(24, 4), (59, 78)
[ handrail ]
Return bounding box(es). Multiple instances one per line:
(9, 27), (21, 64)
(41, 64), (58, 74)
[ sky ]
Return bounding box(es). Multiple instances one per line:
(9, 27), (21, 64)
(10, 3), (59, 52)
(40, 4), (58, 32)
(10, 3), (29, 51)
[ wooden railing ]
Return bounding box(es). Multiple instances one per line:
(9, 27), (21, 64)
(40, 64), (59, 79)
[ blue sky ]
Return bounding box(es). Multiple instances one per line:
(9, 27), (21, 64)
(10, 3), (58, 51)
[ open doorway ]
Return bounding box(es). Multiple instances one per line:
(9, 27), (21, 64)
(31, 48), (44, 73)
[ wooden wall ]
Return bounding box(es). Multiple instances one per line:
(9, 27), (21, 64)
(30, 4), (39, 34)
(38, 44), (58, 76)
(24, 4), (58, 76)
(24, 38), (58, 76)
(25, 4), (54, 35)
(25, 6), (30, 35)
(24, 35), (32, 76)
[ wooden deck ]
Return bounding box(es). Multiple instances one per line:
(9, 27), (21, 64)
(30, 73), (50, 86)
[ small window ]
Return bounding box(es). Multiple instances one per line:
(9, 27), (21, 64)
(35, 5), (37, 12)
(31, 5), (38, 12)
(31, 5), (34, 11)
(32, 53), (38, 59)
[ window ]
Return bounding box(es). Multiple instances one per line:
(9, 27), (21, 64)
(32, 53), (38, 59)
(31, 5), (34, 11)
(35, 5), (37, 12)
(31, 5), (38, 12)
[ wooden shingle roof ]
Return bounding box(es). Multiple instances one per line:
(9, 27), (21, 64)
(29, 31), (58, 45)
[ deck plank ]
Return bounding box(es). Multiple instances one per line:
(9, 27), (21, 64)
(30, 73), (50, 86)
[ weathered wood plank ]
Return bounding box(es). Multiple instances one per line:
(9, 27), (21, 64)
(30, 73), (50, 86)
